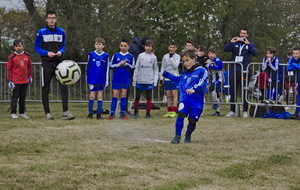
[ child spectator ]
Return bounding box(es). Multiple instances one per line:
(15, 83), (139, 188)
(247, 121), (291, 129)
(107, 39), (135, 120)
(86, 37), (109, 119)
(196, 45), (208, 67)
(163, 49), (208, 143)
(284, 51), (296, 109)
(287, 47), (300, 118)
(255, 68), (269, 103)
(7, 39), (32, 119)
(160, 41), (181, 118)
(262, 46), (283, 104)
(132, 39), (158, 119)
(206, 47), (223, 116)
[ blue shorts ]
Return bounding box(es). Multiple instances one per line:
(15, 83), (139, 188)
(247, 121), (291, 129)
(89, 84), (104, 91)
(137, 83), (153, 91)
(112, 83), (129, 90)
(178, 102), (202, 122)
(164, 81), (179, 90)
(223, 87), (231, 95)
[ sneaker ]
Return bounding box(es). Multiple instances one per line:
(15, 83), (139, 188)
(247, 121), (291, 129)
(132, 111), (138, 118)
(87, 113), (93, 119)
(97, 114), (103, 120)
(225, 111), (235, 117)
(184, 134), (191, 143)
(145, 113), (152, 119)
(120, 114), (128, 120)
(61, 111), (75, 120)
(211, 112), (220, 116)
(46, 113), (54, 120)
(243, 111), (248, 118)
(285, 106), (290, 110)
(263, 100), (270, 104)
(106, 114), (115, 120)
(163, 112), (172, 117)
(269, 100), (275, 104)
(287, 114), (299, 119)
(19, 114), (30, 118)
(225, 98), (229, 103)
(11, 113), (19, 119)
(168, 111), (176, 118)
(124, 110), (132, 117)
(171, 135), (181, 144)
(212, 104), (219, 109)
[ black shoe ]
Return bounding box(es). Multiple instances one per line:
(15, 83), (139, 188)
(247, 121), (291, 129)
(145, 113), (152, 119)
(184, 134), (191, 143)
(87, 113), (93, 119)
(211, 112), (220, 116)
(97, 114), (103, 120)
(286, 114), (299, 119)
(171, 135), (181, 144)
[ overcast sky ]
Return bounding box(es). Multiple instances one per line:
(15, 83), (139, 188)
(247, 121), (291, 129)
(0, 0), (26, 10)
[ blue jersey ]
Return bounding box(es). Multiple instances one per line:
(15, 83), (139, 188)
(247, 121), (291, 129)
(287, 56), (300, 83)
(262, 56), (283, 82)
(86, 51), (110, 86)
(208, 56), (223, 83)
(163, 66), (208, 111)
(110, 52), (135, 87)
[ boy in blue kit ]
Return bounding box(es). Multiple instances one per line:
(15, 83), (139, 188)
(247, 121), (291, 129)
(163, 49), (208, 144)
(287, 47), (300, 118)
(86, 37), (109, 119)
(262, 46), (283, 104)
(206, 47), (223, 116)
(107, 39), (135, 120)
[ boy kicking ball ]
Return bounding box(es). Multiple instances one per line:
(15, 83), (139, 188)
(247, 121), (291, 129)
(163, 49), (208, 143)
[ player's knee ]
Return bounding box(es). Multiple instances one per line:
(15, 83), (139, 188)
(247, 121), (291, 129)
(166, 90), (172, 97)
(178, 112), (186, 118)
(188, 117), (196, 126)
(146, 93), (152, 100)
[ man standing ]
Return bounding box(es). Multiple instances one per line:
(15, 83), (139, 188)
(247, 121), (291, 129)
(35, 9), (75, 120)
(223, 27), (257, 117)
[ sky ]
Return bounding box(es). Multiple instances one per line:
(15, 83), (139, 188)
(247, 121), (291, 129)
(0, 0), (26, 10)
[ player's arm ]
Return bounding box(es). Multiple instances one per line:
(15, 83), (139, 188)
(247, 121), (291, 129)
(268, 58), (279, 71)
(162, 70), (180, 83)
(57, 31), (66, 56)
(160, 55), (167, 83)
(124, 56), (135, 72)
(153, 56), (159, 86)
(86, 54), (92, 84)
(248, 41), (257, 56)
(223, 41), (234, 52)
(28, 55), (33, 78)
(190, 69), (209, 92)
(132, 55), (141, 86)
(109, 55), (121, 70)
(6, 54), (13, 82)
(105, 55), (110, 87)
(170, 54), (180, 69)
(35, 30), (49, 57)
(287, 58), (299, 71)
(262, 58), (267, 71)
(209, 59), (223, 71)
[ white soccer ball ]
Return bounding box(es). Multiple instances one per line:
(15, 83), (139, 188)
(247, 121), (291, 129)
(55, 60), (81, 85)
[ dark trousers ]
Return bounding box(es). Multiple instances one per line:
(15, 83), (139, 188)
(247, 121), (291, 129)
(11, 83), (28, 114)
(229, 70), (250, 112)
(41, 62), (68, 114)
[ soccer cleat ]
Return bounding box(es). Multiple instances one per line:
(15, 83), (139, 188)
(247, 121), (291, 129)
(184, 134), (191, 143)
(171, 135), (181, 144)
(19, 114), (30, 118)
(61, 111), (75, 120)
(11, 114), (19, 119)
(212, 104), (219, 109)
(211, 112), (220, 116)
(285, 106), (290, 110)
(168, 111), (176, 118)
(263, 99), (270, 104)
(106, 114), (115, 120)
(46, 113), (54, 120)
(225, 98), (229, 103)
(225, 111), (235, 117)
(269, 100), (275, 104)
(97, 114), (103, 120)
(145, 113), (152, 119)
(286, 114), (299, 120)
(163, 112), (172, 117)
(120, 114), (128, 120)
(132, 111), (138, 118)
(87, 114), (93, 119)
(243, 111), (248, 118)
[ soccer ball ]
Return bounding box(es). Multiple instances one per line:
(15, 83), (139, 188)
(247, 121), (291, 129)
(55, 60), (81, 85)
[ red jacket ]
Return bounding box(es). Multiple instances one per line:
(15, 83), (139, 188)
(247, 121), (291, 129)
(255, 72), (269, 90)
(7, 51), (32, 84)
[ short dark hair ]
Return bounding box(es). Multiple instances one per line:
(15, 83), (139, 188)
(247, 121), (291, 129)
(293, 47), (300, 51)
(120, 38), (129, 45)
(181, 49), (196, 59)
(266, 46), (276, 54)
(13, 39), (23, 46)
(169, 41), (177, 47)
(186, 40), (194, 46)
(46, 9), (56, 18)
(95, 37), (105, 45)
(208, 47), (217, 54)
(197, 45), (207, 52)
(141, 35), (152, 45)
(287, 51), (293, 56)
(144, 39), (154, 48)
(241, 27), (249, 34)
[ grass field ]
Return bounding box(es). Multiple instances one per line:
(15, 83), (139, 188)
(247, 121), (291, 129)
(0, 102), (300, 190)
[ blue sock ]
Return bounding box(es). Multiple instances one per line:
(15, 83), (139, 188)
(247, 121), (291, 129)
(175, 117), (184, 136)
(88, 99), (94, 114)
(111, 97), (118, 115)
(97, 100), (103, 114)
(267, 89), (270, 99)
(186, 124), (196, 136)
(295, 95), (300, 115)
(120, 97), (126, 116)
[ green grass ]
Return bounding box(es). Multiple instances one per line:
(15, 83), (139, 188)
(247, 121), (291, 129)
(0, 102), (300, 189)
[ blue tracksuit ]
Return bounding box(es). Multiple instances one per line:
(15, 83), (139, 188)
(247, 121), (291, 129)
(262, 56), (283, 82)
(86, 51), (110, 86)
